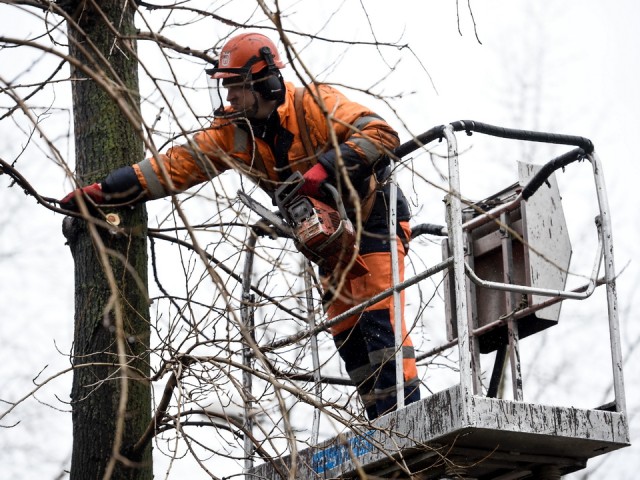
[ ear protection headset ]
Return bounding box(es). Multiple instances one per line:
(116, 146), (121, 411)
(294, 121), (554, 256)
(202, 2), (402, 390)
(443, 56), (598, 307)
(252, 46), (285, 101)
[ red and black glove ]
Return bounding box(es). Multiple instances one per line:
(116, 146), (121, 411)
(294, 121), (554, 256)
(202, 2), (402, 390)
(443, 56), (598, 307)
(59, 166), (145, 211)
(299, 163), (329, 197)
(59, 183), (105, 211)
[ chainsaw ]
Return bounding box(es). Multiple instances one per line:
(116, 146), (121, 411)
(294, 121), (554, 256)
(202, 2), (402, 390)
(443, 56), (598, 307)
(238, 172), (369, 276)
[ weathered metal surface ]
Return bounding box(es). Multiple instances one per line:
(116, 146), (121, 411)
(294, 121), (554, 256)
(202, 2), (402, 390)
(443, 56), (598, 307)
(248, 385), (629, 479)
(443, 163), (572, 354)
(587, 152), (626, 415)
(246, 138), (628, 480)
(518, 162), (572, 322)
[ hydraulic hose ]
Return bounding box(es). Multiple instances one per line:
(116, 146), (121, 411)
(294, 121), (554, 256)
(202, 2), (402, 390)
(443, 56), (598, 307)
(449, 120), (594, 153)
(392, 120), (594, 159)
(410, 223), (447, 238)
(520, 147), (586, 200)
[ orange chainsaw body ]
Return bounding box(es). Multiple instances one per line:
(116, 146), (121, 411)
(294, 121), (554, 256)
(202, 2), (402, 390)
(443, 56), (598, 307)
(286, 196), (368, 276)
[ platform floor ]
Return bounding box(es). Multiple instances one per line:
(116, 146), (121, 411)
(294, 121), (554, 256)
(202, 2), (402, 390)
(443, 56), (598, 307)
(249, 384), (629, 479)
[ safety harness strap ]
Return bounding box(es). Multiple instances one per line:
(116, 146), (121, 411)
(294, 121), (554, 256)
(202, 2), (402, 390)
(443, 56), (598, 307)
(294, 87), (316, 164)
(295, 87), (378, 223)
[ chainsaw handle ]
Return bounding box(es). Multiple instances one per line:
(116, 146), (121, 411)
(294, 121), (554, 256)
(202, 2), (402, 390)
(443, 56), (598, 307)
(275, 172), (350, 224)
(274, 171), (305, 219)
(321, 183), (349, 221)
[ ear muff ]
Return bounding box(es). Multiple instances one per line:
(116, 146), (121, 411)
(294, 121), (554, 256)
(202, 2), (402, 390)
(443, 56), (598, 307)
(255, 73), (285, 101)
(253, 46), (285, 101)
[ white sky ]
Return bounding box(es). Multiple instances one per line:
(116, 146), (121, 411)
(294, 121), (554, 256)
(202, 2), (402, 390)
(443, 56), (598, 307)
(1, 1), (638, 478)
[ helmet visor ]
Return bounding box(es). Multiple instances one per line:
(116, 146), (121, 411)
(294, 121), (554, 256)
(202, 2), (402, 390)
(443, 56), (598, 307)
(205, 69), (256, 118)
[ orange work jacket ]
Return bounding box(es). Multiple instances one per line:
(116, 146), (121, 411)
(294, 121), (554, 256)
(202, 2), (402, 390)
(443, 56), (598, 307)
(132, 82), (400, 202)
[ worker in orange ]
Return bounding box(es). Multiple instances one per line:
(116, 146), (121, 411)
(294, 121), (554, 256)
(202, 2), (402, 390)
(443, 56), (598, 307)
(60, 32), (420, 420)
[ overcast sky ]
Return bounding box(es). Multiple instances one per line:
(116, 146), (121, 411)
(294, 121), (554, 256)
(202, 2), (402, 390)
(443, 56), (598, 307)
(1, 1), (638, 478)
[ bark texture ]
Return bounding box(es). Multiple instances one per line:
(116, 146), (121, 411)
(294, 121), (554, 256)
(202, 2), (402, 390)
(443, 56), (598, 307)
(64, 1), (152, 478)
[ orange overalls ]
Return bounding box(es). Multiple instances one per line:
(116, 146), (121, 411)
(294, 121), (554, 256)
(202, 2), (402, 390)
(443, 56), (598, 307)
(321, 181), (420, 419)
(126, 81), (420, 419)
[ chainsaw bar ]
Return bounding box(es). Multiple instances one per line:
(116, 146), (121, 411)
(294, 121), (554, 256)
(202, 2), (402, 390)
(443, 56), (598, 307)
(237, 191), (294, 237)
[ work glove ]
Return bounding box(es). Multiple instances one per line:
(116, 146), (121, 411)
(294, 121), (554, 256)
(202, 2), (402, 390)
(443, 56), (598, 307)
(299, 163), (329, 197)
(59, 183), (105, 211)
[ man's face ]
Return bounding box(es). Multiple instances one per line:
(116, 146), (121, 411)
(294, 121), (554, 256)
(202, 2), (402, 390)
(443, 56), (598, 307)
(209, 74), (277, 120)
(222, 76), (257, 115)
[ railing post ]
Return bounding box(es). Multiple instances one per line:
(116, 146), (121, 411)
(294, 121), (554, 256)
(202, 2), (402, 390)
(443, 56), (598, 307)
(589, 151), (626, 415)
(442, 126), (474, 411)
(389, 167), (405, 409)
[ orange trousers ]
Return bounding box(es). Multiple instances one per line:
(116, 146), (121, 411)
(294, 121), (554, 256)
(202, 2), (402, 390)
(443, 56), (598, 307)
(322, 221), (420, 419)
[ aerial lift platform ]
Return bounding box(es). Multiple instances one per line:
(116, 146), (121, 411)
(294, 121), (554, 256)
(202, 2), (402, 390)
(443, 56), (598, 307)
(245, 121), (629, 479)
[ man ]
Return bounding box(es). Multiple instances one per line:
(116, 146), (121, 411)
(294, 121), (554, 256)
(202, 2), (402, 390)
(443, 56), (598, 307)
(60, 32), (420, 420)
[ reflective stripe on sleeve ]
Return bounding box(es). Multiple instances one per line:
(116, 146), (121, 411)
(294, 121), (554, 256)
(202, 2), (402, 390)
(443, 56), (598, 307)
(349, 136), (381, 162)
(351, 114), (385, 162)
(352, 114), (383, 131)
(137, 158), (167, 199)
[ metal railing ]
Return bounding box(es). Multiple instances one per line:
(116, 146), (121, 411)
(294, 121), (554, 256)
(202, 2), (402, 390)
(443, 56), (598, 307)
(238, 121), (627, 474)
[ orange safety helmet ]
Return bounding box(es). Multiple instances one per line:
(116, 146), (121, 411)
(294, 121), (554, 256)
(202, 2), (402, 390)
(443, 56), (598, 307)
(209, 32), (285, 79)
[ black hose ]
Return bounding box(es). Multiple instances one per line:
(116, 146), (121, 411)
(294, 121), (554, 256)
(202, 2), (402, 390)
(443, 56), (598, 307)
(410, 223), (447, 238)
(392, 120), (594, 160)
(449, 120), (594, 153)
(393, 125), (446, 158)
(521, 148), (586, 200)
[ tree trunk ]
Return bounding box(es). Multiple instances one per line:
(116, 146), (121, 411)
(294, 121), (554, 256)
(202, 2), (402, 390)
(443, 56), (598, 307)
(63, 1), (152, 479)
